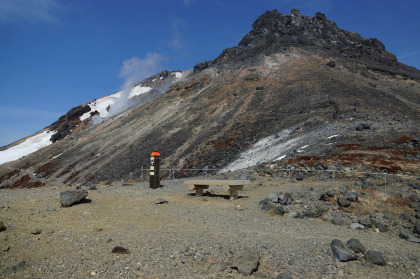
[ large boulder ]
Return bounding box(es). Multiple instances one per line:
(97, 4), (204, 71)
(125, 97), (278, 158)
(60, 189), (88, 207)
(232, 247), (260, 275)
(330, 239), (356, 262)
(346, 238), (366, 254)
(365, 250), (386, 266)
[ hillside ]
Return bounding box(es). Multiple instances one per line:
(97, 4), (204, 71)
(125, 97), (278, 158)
(0, 9), (419, 188)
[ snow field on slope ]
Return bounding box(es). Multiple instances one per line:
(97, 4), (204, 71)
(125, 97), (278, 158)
(79, 85), (151, 121)
(0, 130), (54, 165)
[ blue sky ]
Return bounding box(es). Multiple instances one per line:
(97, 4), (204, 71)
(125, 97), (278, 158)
(0, 0), (419, 147)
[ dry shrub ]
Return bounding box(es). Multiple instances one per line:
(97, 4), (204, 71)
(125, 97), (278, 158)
(384, 194), (411, 208)
(357, 188), (411, 215)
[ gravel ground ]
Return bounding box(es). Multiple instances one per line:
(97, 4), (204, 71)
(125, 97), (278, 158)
(0, 177), (419, 278)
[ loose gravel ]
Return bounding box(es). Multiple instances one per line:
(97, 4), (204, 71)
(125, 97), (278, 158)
(0, 178), (419, 278)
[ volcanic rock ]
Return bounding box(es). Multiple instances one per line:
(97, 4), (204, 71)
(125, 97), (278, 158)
(232, 247), (260, 275)
(330, 239), (356, 262)
(365, 250), (386, 266)
(60, 189), (88, 207)
(346, 238), (366, 254)
(0, 220), (6, 232)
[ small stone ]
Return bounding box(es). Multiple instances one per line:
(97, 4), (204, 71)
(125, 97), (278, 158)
(323, 213), (333, 222)
(310, 192), (320, 201)
(259, 198), (274, 211)
(154, 198), (168, 204)
(346, 238), (366, 254)
(330, 239), (357, 262)
(359, 217), (372, 228)
(332, 214), (346, 226)
(273, 206), (285, 216)
(30, 228), (42, 235)
(6, 261), (27, 274)
(399, 228), (410, 240)
(350, 223), (364, 230)
(111, 246), (130, 254)
(413, 223), (420, 234)
(365, 250), (386, 266)
(326, 60), (335, 67)
(0, 220), (6, 232)
(288, 211), (299, 218)
(407, 234), (420, 243)
(268, 194), (279, 203)
(409, 194), (420, 203)
(47, 207), (56, 212)
(215, 260), (227, 272)
(276, 273), (293, 279)
(338, 197), (351, 207)
(346, 192), (358, 202)
(356, 123), (370, 131)
(375, 222), (389, 232)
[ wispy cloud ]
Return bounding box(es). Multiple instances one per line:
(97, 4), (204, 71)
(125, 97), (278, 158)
(183, 0), (196, 6)
(398, 49), (420, 59)
(169, 17), (187, 51)
(0, 0), (65, 25)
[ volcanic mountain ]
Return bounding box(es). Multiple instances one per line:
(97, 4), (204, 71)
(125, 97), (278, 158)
(0, 9), (419, 188)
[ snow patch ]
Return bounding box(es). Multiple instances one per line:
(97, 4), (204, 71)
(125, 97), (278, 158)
(129, 85), (151, 98)
(297, 145), (308, 153)
(0, 130), (54, 165)
(79, 85), (151, 121)
(171, 72), (182, 78)
(327, 134), (338, 139)
(224, 129), (302, 172)
(275, 155), (286, 161)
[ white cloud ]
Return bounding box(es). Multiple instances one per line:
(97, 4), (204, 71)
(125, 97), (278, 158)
(0, 0), (64, 24)
(119, 53), (165, 83)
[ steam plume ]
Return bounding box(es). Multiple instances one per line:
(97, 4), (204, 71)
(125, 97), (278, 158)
(107, 52), (164, 117)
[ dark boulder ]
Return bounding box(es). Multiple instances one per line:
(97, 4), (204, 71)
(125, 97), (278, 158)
(60, 189), (88, 207)
(330, 239), (357, 262)
(346, 238), (366, 254)
(232, 247), (260, 275)
(365, 250), (386, 266)
(356, 123), (371, 131)
(338, 197), (351, 207)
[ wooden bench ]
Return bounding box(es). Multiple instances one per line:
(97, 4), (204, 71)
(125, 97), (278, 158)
(184, 180), (250, 200)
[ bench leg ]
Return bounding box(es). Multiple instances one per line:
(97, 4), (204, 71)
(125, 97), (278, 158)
(229, 188), (238, 200)
(196, 188), (204, 196)
(194, 185), (209, 197)
(228, 185), (243, 200)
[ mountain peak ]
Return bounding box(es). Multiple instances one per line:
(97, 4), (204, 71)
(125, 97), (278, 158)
(195, 9), (410, 74)
(240, 9), (396, 60)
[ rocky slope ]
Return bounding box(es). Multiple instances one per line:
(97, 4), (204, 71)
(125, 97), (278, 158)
(0, 9), (419, 187)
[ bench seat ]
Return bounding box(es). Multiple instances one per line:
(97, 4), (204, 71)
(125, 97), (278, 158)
(184, 180), (250, 199)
